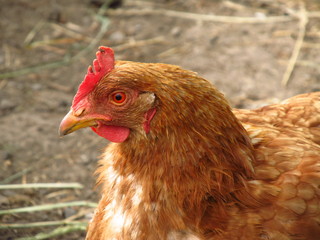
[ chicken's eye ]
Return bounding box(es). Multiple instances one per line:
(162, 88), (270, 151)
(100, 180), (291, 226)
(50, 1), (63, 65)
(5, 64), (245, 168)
(111, 92), (126, 104)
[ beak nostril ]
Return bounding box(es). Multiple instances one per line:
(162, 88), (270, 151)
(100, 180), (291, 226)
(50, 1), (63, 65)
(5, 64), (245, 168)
(74, 108), (85, 117)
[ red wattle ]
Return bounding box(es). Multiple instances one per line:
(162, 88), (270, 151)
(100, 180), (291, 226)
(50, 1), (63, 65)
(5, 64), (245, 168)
(143, 108), (157, 134)
(91, 124), (130, 143)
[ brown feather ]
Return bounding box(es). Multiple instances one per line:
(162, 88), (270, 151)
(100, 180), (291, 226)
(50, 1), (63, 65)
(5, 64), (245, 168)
(69, 61), (320, 240)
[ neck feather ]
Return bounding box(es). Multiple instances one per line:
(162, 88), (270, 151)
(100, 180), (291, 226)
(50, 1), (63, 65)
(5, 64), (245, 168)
(94, 73), (257, 237)
(96, 85), (256, 234)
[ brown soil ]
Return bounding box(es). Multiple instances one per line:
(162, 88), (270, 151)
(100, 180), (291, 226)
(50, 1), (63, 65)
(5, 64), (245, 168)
(0, 0), (319, 239)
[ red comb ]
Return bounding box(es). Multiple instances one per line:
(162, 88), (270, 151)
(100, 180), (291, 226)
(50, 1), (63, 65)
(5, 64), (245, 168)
(71, 46), (115, 110)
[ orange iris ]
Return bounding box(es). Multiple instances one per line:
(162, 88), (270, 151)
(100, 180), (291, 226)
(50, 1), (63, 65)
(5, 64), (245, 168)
(112, 92), (126, 104)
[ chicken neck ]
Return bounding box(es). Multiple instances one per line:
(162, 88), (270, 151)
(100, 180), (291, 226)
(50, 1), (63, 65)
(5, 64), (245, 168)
(99, 94), (257, 237)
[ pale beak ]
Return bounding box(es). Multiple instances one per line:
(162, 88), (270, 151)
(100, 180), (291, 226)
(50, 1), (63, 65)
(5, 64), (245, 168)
(59, 110), (97, 136)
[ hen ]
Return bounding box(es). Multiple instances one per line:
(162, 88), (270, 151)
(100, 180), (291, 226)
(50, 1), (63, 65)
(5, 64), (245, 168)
(59, 47), (320, 240)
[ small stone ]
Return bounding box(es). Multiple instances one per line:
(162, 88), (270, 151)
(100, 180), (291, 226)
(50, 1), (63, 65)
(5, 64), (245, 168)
(109, 31), (125, 42)
(31, 83), (43, 90)
(0, 99), (17, 111)
(63, 207), (77, 218)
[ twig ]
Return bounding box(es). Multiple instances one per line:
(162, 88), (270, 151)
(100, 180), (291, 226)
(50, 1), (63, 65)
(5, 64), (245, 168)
(0, 57), (71, 79)
(24, 21), (47, 46)
(50, 23), (93, 43)
(113, 36), (166, 52)
(64, 207), (94, 222)
(0, 201), (97, 215)
(107, 8), (294, 24)
(0, 168), (33, 184)
(297, 60), (320, 69)
(33, 45), (67, 55)
(28, 38), (83, 48)
(69, 0), (112, 60)
(0, 2), (110, 80)
(307, 11), (320, 18)
(157, 45), (188, 58)
(223, 1), (247, 11)
(71, 15), (109, 61)
(46, 81), (73, 92)
(0, 183), (83, 190)
(45, 189), (74, 199)
(0, 220), (87, 229)
(281, 3), (308, 86)
(306, 32), (320, 38)
(303, 42), (320, 49)
(3, 44), (11, 68)
(125, 0), (167, 8)
(279, 59), (320, 69)
(16, 225), (87, 240)
(0, 79), (8, 89)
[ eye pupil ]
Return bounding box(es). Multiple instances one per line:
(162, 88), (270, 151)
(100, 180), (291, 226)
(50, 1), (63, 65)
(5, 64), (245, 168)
(112, 92), (126, 104)
(115, 94), (122, 101)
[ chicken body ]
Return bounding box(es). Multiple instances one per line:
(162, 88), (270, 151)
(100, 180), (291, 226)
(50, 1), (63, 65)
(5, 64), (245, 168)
(59, 47), (320, 240)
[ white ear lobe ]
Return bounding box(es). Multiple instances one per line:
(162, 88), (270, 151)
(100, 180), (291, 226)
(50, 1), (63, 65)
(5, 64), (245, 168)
(145, 93), (156, 104)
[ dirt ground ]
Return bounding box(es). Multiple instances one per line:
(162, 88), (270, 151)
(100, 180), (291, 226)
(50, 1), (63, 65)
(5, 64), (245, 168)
(0, 0), (319, 239)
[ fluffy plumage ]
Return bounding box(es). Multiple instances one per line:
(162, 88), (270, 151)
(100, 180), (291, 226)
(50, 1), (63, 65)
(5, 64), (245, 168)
(59, 47), (320, 240)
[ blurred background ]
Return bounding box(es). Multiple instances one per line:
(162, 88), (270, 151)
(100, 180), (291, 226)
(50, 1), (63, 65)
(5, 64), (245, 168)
(0, 0), (319, 239)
